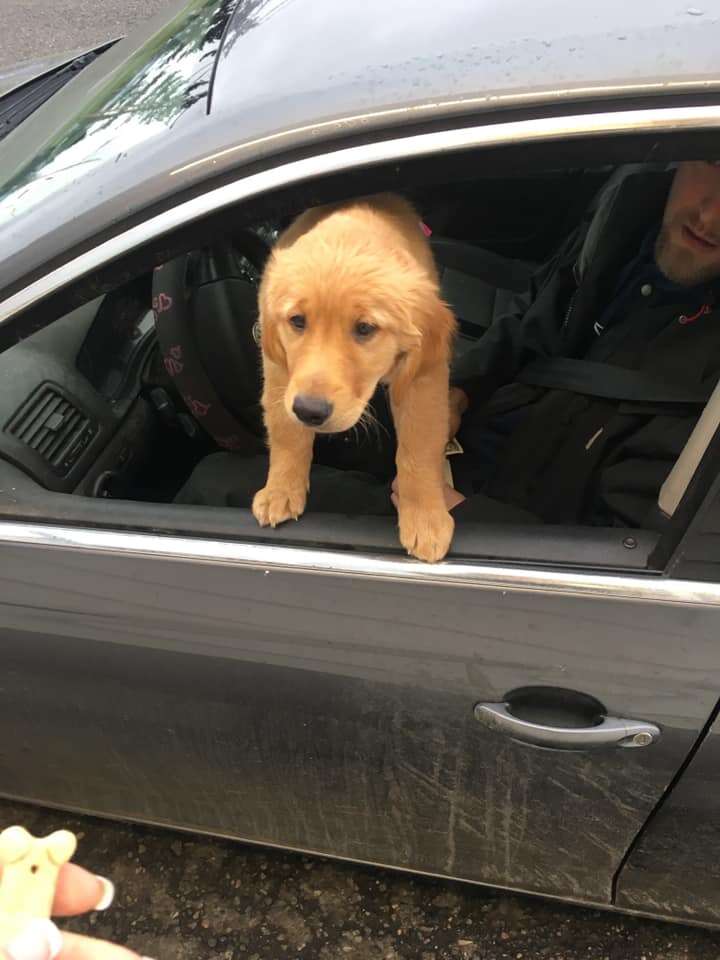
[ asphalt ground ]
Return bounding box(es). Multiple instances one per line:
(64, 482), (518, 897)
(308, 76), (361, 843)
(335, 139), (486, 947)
(0, 0), (169, 67)
(1, 798), (719, 960)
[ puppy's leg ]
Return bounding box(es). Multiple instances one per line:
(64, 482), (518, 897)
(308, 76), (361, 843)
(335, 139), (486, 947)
(391, 366), (454, 562)
(253, 365), (314, 527)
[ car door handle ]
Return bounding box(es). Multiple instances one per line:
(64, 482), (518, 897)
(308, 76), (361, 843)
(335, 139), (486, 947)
(473, 702), (661, 750)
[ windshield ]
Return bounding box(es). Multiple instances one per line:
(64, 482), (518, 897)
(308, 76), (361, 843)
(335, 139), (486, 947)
(0, 0), (235, 222)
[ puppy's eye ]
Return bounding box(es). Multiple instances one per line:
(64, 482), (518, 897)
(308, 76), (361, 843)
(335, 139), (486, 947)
(288, 314), (306, 331)
(354, 321), (378, 341)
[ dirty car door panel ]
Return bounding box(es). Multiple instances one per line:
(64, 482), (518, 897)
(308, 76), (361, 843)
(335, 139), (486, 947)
(615, 710), (720, 925)
(0, 529), (717, 907)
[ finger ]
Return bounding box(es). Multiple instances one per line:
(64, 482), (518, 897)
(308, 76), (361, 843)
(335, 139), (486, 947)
(391, 476), (398, 493)
(390, 491), (399, 511)
(53, 865), (114, 917)
(443, 485), (466, 511)
(3, 919), (63, 960)
(57, 932), (148, 960)
(2, 925), (148, 960)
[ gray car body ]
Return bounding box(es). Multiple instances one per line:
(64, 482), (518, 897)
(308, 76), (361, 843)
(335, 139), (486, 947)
(0, 0), (720, 931)
(0, 0), (719, 299)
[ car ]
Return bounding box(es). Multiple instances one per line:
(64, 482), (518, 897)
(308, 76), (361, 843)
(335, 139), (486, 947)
(1, 0), (720, 931)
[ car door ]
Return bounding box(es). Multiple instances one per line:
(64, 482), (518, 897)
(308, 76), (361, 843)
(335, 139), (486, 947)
(615, 710), (720, 926)
(2, 98), (720, 915)
(1, 522), (719, 908)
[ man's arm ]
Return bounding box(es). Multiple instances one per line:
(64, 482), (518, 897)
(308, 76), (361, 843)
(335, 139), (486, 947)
(596, 416), (698, 530)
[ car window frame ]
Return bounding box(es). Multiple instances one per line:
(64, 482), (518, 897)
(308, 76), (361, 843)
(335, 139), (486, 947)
(3, 102), (720, 323)
(2, 101), (720, 586)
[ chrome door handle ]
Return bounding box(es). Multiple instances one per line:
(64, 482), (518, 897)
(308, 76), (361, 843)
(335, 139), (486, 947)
(473, 702), (660, 750)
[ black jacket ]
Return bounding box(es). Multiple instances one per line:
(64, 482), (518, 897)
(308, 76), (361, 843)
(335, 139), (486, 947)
(451, 171), (720, 529)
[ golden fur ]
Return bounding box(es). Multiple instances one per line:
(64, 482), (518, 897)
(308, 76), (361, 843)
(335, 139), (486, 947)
(252, 193), (457, 562)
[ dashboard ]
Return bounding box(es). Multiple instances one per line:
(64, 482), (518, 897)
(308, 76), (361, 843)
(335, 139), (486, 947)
(0, 280), (156, 494)
(0, 229), (275, 499)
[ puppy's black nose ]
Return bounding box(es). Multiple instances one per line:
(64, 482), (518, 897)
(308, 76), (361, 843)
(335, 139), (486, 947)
(292, 394), (333, 427)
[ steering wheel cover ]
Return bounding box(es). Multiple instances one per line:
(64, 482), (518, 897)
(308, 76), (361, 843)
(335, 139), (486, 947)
(153, 253), (265, 453)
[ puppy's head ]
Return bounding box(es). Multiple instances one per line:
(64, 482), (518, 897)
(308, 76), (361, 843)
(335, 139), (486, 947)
(259, 237), (440, 433)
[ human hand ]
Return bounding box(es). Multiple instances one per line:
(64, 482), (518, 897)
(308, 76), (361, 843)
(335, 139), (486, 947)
(1, 864), (149, 960)
(448, 387), (469, 440)
(391, 477), (465, 512)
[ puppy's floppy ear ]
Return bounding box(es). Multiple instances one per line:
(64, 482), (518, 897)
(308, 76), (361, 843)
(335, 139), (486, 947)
(257, 266), (287, 368)
(389, 260), (457, 379)
(391, 294), (455, 395)
(383, 252), (435, 350)
(257, 254), (290, 368)
(415, 295), (457, 373)
(258, 307), (286, 367)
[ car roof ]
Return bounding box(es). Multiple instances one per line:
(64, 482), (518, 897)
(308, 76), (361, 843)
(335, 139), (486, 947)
(0, 0), (719, 309)
(211, 0), (720, 151)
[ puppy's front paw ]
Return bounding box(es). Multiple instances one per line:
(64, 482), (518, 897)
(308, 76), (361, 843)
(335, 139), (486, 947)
(398, 504), (455, 563)
(252, 484), (307, 527)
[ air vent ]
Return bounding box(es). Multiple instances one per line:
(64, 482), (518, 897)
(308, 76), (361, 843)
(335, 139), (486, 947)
(5, 384), (98, 476)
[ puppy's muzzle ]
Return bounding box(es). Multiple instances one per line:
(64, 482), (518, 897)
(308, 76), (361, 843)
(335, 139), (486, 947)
(292, 394), (334, 427)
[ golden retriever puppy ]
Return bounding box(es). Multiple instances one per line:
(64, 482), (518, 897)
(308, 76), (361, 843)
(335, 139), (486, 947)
(252, 193), (457, 562)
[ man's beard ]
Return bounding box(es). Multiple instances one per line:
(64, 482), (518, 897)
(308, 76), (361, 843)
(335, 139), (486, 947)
(655, 215), (720, 287)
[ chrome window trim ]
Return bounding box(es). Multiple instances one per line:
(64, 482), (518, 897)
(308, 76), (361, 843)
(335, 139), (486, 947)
(2, 103), (720, 325)
(2, 520), (720, 606)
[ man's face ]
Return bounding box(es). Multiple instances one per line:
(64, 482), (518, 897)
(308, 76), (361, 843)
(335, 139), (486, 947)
(655, 161), (720, 286)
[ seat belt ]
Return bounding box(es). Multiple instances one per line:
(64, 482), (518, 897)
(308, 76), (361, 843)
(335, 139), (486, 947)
(516, 357), (714, 405)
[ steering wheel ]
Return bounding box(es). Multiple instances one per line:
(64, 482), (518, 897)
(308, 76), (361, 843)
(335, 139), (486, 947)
(152, 229), (272, 453)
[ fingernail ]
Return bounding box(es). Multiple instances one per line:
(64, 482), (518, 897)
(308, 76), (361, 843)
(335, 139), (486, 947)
(5, 919), (63, 960)
(94, 876), (115, 911)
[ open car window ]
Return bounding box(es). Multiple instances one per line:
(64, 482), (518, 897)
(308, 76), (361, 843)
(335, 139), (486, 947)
(1, 125), (720, 575)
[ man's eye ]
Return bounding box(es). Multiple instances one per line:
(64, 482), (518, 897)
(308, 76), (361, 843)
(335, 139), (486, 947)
(354, 321), (378, 341)
(288, 314), (306, 331)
